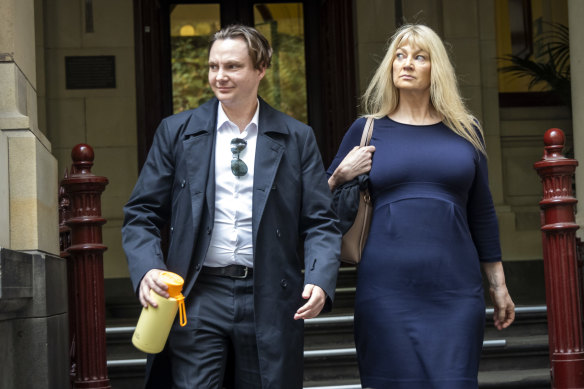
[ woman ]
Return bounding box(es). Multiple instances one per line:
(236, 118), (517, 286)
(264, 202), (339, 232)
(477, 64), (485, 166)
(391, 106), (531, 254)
(328, 24), (515, 388)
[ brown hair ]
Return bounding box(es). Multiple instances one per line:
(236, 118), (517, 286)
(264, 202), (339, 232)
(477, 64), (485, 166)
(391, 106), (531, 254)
(209, 24), (273, 70)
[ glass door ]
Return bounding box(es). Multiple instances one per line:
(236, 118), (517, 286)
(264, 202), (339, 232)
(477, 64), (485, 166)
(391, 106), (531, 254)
(253, 3), (307, 123)
(136, 0), (357, 168)
(170, 4), (221, 113)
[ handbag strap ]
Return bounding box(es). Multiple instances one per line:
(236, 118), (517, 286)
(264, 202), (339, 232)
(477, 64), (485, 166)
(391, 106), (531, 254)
(359, 117), (374, 147)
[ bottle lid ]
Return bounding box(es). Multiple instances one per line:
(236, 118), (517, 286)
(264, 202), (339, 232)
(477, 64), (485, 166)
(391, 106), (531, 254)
(159, 271), (184, 298)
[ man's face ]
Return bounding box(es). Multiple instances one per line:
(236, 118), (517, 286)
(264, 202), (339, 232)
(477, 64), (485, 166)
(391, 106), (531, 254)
(208, 38), (266, 109)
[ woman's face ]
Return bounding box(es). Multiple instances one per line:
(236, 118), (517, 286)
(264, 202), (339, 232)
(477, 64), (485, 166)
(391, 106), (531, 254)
(392, 41), (431, 92)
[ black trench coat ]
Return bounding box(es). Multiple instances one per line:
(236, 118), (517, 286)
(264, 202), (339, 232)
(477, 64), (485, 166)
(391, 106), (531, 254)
(122, 97), (341, 388)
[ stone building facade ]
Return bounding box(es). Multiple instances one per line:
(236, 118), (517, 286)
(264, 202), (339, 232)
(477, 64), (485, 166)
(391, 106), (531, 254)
(1, 0), (584, 386)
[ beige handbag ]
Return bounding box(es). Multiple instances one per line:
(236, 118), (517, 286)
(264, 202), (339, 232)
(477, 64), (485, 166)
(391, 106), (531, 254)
(340, 117), (374, 264)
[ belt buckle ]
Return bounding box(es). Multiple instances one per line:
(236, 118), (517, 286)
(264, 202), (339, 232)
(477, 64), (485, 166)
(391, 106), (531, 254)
(232, 266), (249, 279)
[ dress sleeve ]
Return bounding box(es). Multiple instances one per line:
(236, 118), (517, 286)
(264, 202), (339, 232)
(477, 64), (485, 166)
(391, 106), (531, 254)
(326, 117), (369, 176)
(467, 152), (502, 262)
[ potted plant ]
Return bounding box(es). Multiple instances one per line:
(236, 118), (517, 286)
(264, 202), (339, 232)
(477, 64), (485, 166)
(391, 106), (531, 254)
(499, 22), (571, 107)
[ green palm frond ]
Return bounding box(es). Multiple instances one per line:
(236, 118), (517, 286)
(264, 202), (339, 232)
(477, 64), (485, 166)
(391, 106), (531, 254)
(498, 22), (571, 106)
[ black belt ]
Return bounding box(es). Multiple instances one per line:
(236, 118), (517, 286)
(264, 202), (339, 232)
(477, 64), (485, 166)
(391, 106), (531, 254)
(201, 265), (253, 279)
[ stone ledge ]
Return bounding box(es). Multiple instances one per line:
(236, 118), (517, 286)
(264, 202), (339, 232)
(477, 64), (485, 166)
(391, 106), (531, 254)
(0, 248), (67, 320)
(7, 134), (58, 253)
(0, 248), (33, 315)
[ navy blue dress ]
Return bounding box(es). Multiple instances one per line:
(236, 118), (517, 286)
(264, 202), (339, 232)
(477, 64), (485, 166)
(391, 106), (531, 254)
(327, 117), (502, 389)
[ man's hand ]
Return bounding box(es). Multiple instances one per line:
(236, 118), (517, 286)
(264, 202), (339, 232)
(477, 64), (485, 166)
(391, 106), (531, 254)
(139, 269), (169, 308)
(294, 284), (326, 320)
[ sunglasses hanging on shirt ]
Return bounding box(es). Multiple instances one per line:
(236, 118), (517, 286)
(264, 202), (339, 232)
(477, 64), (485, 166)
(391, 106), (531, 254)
(230, 138), (248, 177)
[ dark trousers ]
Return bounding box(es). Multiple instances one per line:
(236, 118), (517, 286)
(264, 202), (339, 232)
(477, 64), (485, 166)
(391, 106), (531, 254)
(167, 272), (261, 389)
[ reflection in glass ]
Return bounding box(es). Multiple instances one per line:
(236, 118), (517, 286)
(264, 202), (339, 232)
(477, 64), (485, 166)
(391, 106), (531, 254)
(170, 4), (220, 113)
(507, 0), (533, 57)
(254, 3), (308, 124)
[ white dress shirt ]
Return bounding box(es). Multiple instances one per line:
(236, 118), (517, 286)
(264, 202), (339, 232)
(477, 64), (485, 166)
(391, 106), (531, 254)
(205, 101), (259, 268)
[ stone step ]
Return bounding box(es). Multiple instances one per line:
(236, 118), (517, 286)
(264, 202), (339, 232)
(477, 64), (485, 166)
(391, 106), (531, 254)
(104, 262), (550, 389)
(106, 306), (551, 389)
(480, 334), (549, 372)
(106, 310), (534, 358)
(107, 372), (551, 389)
(479, 368), (550, 389)
(302, 367), (552, 389)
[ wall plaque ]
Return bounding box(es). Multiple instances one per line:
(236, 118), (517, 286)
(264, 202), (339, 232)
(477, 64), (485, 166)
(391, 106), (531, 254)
(65, 56), (116, 89)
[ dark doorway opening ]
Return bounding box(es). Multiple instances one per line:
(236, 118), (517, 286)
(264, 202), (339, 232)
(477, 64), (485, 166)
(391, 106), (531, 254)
(133, 0), (357, 169)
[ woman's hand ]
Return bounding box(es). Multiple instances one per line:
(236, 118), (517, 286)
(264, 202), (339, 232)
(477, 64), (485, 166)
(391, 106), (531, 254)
(482, 261), (515, 330)
(489, 284), (515, 330)
(328, 145), (375, 191)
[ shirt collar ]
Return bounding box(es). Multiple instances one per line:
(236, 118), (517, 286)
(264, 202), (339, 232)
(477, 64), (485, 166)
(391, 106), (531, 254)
(217, 99), (260, 133)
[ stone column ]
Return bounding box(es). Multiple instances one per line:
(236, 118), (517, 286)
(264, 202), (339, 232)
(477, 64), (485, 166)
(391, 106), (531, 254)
(0, 0), (58, 252)
(0, 0), (68, 387)
(568, 0), (584, 236)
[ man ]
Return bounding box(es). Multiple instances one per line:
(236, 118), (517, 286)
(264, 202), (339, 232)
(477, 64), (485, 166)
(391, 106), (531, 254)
(122, 25), (341, 389)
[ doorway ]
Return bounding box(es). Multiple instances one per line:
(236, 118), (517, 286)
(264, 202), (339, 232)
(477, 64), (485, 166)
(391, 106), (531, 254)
(134, 0), (356, 168)
(169, 2), (309, 125)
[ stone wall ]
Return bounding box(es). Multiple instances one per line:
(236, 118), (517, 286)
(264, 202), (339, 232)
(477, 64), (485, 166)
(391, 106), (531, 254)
(1, 0), (58, 253)
(1, 0), (69, 385)
(0, 248), (68, 388)
(41, 0), (137, 278)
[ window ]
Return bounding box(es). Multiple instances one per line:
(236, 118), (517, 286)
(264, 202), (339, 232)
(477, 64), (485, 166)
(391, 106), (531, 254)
(170, 4), (221, 113)
(495, 0), (570, 106)
(254, 3), (308, 123)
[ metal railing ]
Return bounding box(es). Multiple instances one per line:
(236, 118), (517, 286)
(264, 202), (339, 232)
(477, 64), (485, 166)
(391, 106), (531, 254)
(106, 305), (547, 337)
(106, 338), (509, 369)
(106, 305), (544, 370)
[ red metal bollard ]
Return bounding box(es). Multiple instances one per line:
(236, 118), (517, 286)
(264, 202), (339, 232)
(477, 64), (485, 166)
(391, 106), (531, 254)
(61, 144), (111, 389)
(58, 169), (77, 382)
(534, 128), (584, 388)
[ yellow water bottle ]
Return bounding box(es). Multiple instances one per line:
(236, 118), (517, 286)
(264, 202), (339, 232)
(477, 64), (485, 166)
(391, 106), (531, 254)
(132, 271), (187, 354)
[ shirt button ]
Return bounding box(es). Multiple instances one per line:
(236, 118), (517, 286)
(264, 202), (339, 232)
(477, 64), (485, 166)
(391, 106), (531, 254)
(280, 279), (288, 288)
(180, 180), (186, 188)
(276, 229), (281, 237)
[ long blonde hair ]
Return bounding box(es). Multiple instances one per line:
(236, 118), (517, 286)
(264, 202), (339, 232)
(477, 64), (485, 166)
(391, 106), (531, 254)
(361, 24), (486, 155)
